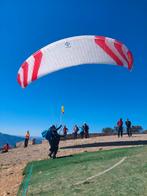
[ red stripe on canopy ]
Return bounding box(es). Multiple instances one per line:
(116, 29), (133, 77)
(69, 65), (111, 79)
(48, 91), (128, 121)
(127, 51), (133, 70)
(21, 61), (29, 87)
(32, 50), (43, 81)
(95, 36), (123, 66)
(114, 41), (129, 67)
(17, 73), (21, 87)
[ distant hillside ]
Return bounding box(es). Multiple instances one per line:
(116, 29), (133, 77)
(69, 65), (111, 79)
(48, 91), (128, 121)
(0, 132), (24, 148)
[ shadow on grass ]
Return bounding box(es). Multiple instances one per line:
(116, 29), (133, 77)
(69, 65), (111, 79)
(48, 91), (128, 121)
(61, 140), (147, 149)
(57, 155), (73, 159)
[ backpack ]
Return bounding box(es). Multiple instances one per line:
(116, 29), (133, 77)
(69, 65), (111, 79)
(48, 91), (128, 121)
(41, 130), (48, 138)
(41, 129), (52, 140)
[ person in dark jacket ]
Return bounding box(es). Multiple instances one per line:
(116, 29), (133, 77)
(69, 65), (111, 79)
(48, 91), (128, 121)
(47, 124), (62, 159)
(84, 123), (89, 138)
(125, 119), (132, 137)
(117, 118), (123, 137)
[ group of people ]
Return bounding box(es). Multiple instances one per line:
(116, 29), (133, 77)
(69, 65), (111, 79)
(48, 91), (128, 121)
(43, 123), (89, 159)
(1, 131), (30, 153)
(43, 119), (133, 159)
(117, 118), (132, 137)
(1, 118), (133, 156)
(73, 123), (89, 139)
(63, 123), (89, 139)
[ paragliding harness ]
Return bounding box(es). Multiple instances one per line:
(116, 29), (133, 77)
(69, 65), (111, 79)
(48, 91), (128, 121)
(42, 130), (49, 139)
(41, 125), (62, 141)
(41, 129), (52, 141)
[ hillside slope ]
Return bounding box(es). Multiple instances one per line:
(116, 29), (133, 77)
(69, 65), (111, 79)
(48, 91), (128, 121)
(0, 132), (24, 148)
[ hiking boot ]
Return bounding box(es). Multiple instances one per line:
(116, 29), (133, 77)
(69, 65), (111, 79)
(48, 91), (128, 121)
(48, 153), (52, 158)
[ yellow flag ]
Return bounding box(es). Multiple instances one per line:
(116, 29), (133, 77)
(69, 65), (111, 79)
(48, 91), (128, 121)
(61, 105), (64, 114)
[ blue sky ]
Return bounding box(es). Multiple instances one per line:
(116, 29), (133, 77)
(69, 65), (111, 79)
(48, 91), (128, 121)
(0, 0), (147, 136)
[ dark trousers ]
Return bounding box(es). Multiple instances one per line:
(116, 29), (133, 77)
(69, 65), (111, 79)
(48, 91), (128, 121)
(118, 127), (123, 137)
(127, 127), (132, 137)
(80, 131), (84, 139)
(64, 133), (67, 140)
(48, 140), (59, 158)
(24, 138), (29, 147)
(52, 145), (58, 157)
(73, 132), (77, 139)
(84, 131), (89, 138)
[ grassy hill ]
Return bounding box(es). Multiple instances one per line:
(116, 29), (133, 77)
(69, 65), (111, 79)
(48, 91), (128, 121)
(18, 146), (147, 196)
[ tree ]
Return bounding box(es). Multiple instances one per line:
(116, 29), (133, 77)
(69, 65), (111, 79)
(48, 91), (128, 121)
(143, 130), (147, 134)
(131, 125), (143, 134)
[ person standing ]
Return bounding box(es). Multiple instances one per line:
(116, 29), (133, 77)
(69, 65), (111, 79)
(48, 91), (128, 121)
(117, 118), (123, 138)
(125, 119), (132, 137)
(84, 123), (89, 138)
(73, 125), (79, 139)
(24, 131), (30, 147)
(63, 125), (68, 140)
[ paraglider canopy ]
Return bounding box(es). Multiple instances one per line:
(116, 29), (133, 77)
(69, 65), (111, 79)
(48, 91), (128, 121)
(17, 35), (133, 88)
